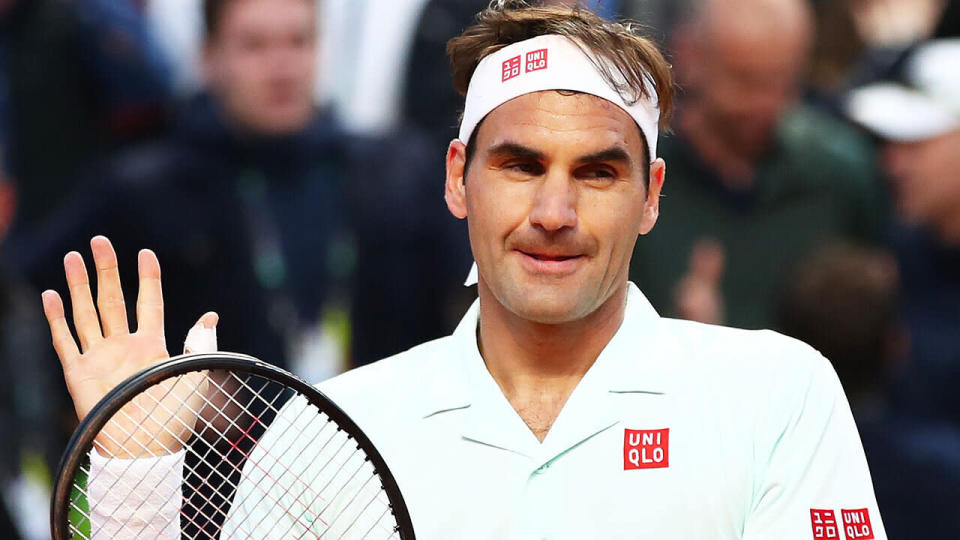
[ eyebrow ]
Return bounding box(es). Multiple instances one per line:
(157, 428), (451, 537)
(486, 142), (546, 161)
(486, 141), (633, 167)
(577, 147), (633, 167)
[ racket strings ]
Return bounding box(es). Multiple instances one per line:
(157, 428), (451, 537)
(65, 369), (403, 539)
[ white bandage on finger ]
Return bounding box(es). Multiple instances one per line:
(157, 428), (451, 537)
(183, 323), (217, 354)
(457, 34), (661, 160)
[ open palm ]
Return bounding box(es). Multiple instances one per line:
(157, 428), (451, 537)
(42, 236), (217, 457)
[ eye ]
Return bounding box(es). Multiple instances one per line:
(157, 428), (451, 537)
(575, 164), (618, 182)
(504, 160), (545, 176)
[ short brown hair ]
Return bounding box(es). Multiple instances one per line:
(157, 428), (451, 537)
(448, 1), (674, 134)
(203, 0), (315, 39)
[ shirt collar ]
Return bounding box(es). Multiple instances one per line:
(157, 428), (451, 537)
(418, 282), (678, 420)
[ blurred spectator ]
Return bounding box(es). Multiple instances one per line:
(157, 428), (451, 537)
(778, 242), (904, 403)
(846, 39), (960, 425)
(629, 0), (886, 329)
(0, 0), (173, 232)
(15, 0), (466, 376)
(777, 241), (960, 539)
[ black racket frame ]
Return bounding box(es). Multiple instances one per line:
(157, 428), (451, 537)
(51, 351), (416, 539)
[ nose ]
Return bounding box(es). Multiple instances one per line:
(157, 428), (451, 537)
(528, 171), (578, 233)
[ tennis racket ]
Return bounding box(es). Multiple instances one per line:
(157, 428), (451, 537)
(51, 351), (415, 540)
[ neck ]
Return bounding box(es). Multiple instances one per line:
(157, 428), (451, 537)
(476, 283), (628, 400)
(680, 106), (759, 190)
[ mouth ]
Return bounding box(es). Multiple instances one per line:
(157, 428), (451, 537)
(515, 250), (585, 275)
(523, 252), (580, 261)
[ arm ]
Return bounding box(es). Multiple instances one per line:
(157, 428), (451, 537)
(42, 236), (217, 537)
(743, 350), (886, 540)
(87, 450), (184, 540)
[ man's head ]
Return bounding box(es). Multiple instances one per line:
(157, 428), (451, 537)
(443, 2), (674, 324)
(672, 0), (813, 159)
(202, 0), (317, 135)
(847, 39), (960, 242)
(777, 242), (902, 399)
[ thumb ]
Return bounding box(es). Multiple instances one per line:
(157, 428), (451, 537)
(184, 312), (219, 354)
(689, 240), (725, 286)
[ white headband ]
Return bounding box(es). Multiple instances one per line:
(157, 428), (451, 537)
(458, 34), (661, 160)
(458, 34), (662, 287)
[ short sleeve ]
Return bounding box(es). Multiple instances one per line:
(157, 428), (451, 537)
(743, 350), (887, 540)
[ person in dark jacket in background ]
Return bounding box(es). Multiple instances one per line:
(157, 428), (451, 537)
(15, 0), (467, 374)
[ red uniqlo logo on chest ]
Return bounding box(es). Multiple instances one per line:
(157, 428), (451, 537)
(525, 48), (548, 73)
(623, 428), (669, 470)
(841, 508), (875, 539)
(501, 55), (521, 81)
(810, 509), (839, 539)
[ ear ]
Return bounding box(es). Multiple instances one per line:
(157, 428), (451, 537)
(638, 158), (665, 235)
(445, 139), (468, 219)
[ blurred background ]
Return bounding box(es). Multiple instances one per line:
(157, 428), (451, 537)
(0, 0), (956, 537)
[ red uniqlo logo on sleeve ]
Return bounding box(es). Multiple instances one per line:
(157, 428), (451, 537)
(623, 428), (669, 470)
(525, 49), (548, 73)
(841, 508), (874, 539)
(502, 56), (521, 81)
(810, 509), (839, 539)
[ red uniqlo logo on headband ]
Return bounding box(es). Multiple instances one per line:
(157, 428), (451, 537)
(841, 508), (874, 539)
(502, 55), (521, 81)
(525, 49), (548, 73)
(810, 509), (839, 539)
(623, 428), (669, 470)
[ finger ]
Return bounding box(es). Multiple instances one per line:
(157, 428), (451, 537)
(91, 236), (129, 337)
(136, 249), (165, 336)
(197, 311), (219, 329)
(64, 251), (103, 351)
(184, 312), (219, 354)
(41, 290), (81, 366)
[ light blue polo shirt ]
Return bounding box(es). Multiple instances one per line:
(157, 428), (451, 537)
(89, 283), (886, 539)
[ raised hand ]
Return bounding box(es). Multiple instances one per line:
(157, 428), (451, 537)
(41, 236), (217, 457)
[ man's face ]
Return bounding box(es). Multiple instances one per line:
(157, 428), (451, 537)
(204, 0), (317, 135)
(446, 91), (664, 324)
(691, 22), (807, 158)
(882, 129), (960, 228)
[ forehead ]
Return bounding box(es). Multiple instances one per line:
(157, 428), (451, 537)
(476, 91), (645, 158)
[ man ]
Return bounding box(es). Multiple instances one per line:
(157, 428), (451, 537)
(42, 3), (885, 538)
(630, 0), (885, 329)
(21, 0), (463, 372)
(847, 40), (960, 427)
